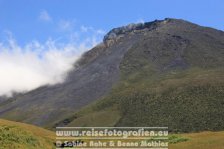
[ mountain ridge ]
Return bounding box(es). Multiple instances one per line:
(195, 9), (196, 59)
(0, 18), (224, 132)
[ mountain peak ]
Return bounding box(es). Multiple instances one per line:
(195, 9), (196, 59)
(103, 18), (175, 46)
(2, 18), (224, 132)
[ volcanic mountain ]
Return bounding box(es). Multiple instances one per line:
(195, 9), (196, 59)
(0, 18), (224, 132)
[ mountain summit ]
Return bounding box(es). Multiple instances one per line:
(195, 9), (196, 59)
(103, 19), (166, 46)
(0, 18), (224, 132)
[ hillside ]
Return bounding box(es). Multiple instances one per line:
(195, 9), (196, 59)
(170, 131), (224, 149)
(1, 119), (224, 149)
(57, 68), (224, 132)
(0, 119), (55, 149)
(0, 18), (224, 133)
(55, 19), (224, 132)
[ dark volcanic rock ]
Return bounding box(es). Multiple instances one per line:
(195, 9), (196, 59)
(0, 25), (145, 126)
(0, 18), (224, 128)
(103, 19), (166, 46)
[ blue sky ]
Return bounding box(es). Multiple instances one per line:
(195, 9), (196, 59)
(0, 0), (223, 45)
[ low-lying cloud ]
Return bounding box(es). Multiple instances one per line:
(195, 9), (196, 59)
(0, 35), (99, 97)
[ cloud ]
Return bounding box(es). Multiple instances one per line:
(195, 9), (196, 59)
(39, 10), (52, 22)
(58, 20), (74, 31)
(0, 32), (100, 97)
(80, 25), (105, 35)
(136, 18), (145, 24)
(80, 25), (94, 32)
(96, 29), (106, 35)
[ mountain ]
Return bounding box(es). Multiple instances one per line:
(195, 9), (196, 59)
(0, 119), (55, 149)
(0, 18), (224, 132)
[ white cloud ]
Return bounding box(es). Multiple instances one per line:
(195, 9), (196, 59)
(96, 29), (106, 35)
(136, 18), (145, 24)
(80, 25), (105, 35)
(39, 10), (52, 22)
(80, 25), (93, 32)
(0, 33), (100, 97)
(58, 20), (74, 31)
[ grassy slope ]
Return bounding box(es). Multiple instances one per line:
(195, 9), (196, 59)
(170, 131), (224, 149)
(1, 119), (224, 149)
(57, 21), (224, 133)
(58, 68), (224, 132)
(0, 119), (55, 149)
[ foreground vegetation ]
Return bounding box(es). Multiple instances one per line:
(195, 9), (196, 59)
(1, 119), (224, 149)
(170, 131), (224, 149)
(0, 119), (55, 149)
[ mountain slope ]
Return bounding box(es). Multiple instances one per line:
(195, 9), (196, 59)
(0, 18), (224, 132)
(0, 119), (55, 149)
(54, 19), (224, 132)
(0, 28), (143, 126)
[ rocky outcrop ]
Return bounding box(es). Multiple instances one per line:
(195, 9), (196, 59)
(103, 19), (170, 46)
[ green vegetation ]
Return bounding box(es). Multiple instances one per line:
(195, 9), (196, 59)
(2, 118), (223, 149)
(1, 19), (224, 148)
(169, 135), (189, 144)
(61, 29), (224, 132)
(0, 119), (55, 149)
(61, 24), (224, 132)
(58, 67), (224, 132)
(169, 131), (224, 149)
(0, 125), (38, 148)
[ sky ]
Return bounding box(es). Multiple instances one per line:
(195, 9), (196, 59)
(0, 0), (223, 96)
